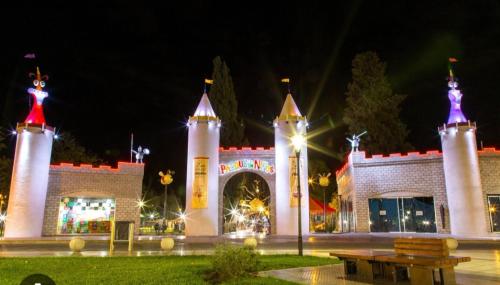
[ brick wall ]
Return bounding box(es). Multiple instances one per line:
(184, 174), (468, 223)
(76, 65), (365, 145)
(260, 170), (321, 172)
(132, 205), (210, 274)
(336, 148), (500, 234)
(42, 162), (144, 236)
(337, 151), (449, 233)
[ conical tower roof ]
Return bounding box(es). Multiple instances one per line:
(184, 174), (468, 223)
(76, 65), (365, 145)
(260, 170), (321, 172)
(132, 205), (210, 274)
(193, 93), (217, 118)
(278, 93), (302, 120)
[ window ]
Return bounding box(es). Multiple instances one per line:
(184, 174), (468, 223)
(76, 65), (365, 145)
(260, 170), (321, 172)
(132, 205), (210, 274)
(57, 197), (115, 234)
(487, 195), (500, 232)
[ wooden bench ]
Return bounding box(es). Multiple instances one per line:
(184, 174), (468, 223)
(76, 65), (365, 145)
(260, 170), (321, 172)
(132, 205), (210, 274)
(330, 238), (471, 285)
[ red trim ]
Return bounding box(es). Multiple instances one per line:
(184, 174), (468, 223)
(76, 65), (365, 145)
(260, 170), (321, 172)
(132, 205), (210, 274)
(478, 147), (500, 154)
(219, 146), (275, 151)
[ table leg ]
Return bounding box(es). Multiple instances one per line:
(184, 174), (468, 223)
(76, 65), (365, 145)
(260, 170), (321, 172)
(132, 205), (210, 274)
(356, 260), (374, 282)
(410, 266), (434, 285)
(440, 267), (456, 285)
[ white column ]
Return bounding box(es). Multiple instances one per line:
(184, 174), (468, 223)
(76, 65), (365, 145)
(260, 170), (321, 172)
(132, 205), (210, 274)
(5, 124), (54, 238)
(440, 123), (488, 236)
(274, 119), (309, 235)
(185, 119), (220, 236)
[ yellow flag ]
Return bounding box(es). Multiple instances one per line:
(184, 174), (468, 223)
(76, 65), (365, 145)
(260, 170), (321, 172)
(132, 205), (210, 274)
(205, 79), (214, 84)
(281, 78), (290, 83)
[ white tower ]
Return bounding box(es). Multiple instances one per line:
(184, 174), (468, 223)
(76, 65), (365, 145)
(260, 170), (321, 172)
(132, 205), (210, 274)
(439, 65), (488, 236)
(274, 93), (309, 235)
(185, 93), (221, 236)
(5, 67), (54, 238)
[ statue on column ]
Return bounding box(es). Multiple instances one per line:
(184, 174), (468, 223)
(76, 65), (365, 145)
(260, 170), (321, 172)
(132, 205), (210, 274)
(346, 131), (367, 152)
(132, 146), (150, 163)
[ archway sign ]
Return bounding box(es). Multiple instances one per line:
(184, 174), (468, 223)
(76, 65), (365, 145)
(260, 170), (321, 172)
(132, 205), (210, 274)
(219, 159), (275, 175)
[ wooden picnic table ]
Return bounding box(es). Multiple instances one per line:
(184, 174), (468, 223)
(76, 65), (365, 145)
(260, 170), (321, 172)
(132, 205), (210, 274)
(330, 238), (471, 285)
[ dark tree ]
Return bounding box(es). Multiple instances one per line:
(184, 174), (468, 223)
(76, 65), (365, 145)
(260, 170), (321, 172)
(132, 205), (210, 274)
(51, 132), (102, 165)
(0, 128), (12, 199)
(209, 56), (246, 146)
(343, 51), (412, 154)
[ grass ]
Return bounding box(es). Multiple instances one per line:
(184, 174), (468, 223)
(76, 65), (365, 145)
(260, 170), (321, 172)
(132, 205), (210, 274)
(0, 255), (340, 285)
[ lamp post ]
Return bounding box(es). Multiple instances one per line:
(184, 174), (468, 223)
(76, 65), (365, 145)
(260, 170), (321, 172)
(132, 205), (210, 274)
(291, 134), (305, 256)
(318, 173), (331, 233)
(159, 170), (174, 222)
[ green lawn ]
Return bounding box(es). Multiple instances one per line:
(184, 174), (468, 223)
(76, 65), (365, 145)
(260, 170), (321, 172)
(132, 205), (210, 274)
(0, 255), (340, 285)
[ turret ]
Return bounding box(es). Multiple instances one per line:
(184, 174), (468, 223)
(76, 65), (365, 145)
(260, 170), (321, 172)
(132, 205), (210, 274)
(185, 92), (221, 236)
(274, 93), (309, 235)
(439, 60), (488, 236)
(4, 67), (54, 238)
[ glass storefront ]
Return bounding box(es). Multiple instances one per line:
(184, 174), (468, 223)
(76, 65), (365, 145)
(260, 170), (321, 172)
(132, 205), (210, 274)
(369, 197), (436, 233)
(57, 197), (115, 234)
(340, 196), (355, 232)
(488, 195), (500, 232)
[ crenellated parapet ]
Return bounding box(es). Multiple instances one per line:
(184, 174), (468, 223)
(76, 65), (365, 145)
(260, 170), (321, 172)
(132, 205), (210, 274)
(50, 161), (144, 176)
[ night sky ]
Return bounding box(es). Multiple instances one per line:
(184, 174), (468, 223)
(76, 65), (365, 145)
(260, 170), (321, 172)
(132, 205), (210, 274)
(1, 1), (499, 192)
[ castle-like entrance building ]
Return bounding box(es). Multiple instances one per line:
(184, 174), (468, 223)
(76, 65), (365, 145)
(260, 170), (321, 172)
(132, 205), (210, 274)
(185, 93), (310, 236)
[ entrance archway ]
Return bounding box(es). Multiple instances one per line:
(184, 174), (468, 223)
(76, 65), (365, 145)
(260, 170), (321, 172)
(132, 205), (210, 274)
(220, 172), (272, 236)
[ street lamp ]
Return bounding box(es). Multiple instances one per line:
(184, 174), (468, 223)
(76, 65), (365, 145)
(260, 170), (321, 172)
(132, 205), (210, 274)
(318, 173), (331, 233)
(159, 170), (174, 222)
(291, 134), (305, 256)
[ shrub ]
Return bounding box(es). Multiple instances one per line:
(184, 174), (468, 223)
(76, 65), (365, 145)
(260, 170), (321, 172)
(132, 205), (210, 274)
(206, 244), (259, 283)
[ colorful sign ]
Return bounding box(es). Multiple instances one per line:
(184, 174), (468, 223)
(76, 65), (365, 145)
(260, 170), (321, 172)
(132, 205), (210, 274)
(219, 159), (275, 175)
(289, 156), (299, 207)
(192, 157), (209, 208)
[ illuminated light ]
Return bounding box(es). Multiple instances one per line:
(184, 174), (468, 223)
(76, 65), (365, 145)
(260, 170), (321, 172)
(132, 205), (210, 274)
(149, 214), (155, 219)
(179, 212), (187, 220)
(219, 159), (275, 175)
(490, 207), (496, 213)
(230, 209), (238, 216)
(11, 130), (17, 135)
(273, 121), (278, 127)
(54, 134), (59, 140)
(422, 220), (430, 225)
(308, 177), (314, 185)
(0, 212), (6, 222)
(291, 134), (306, 152)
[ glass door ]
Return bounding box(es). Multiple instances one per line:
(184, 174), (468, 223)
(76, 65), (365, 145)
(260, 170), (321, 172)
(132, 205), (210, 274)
(369, 198), (400, 232)
(399, 197), (436, 233)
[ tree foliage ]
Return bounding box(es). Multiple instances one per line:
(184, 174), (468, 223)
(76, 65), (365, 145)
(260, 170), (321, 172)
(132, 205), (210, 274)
(343, 51), (412, 154)
(0, 128), (12, 199)
(51, 132), (102, 165)
(209, 56), (246, 146)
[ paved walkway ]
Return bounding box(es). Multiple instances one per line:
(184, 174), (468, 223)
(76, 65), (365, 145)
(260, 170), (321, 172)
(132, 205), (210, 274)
(260, 249), (500, 285)
(260, 263), (500, 285)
